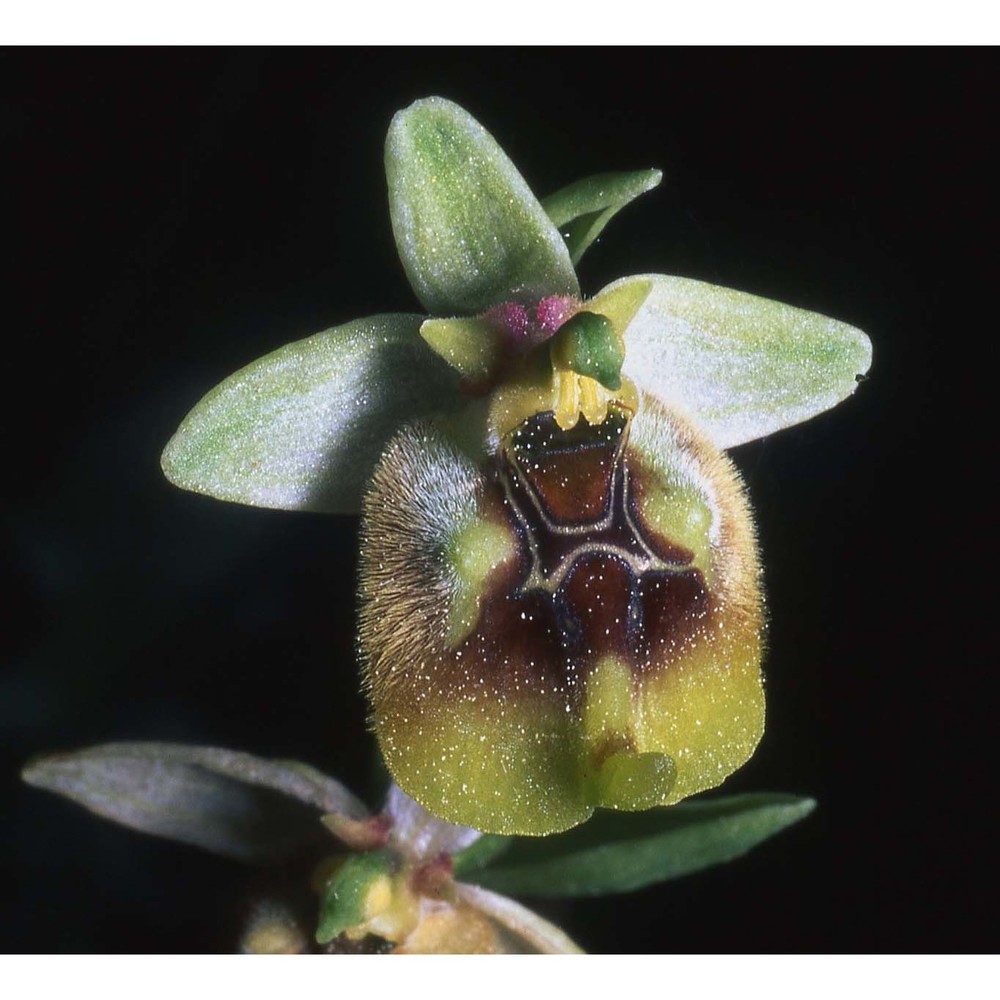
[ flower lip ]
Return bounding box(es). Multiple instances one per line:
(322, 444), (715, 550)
(359, 393), (764, 835)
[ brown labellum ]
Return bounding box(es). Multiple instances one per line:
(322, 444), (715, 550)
(358, 395), (764, 835)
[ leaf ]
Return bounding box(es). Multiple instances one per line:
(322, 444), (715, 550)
(161, 314), (463, 514)
(452, 834), (512, 877)
(316, 850), (396, 945)
(466, 794), (815, 897)
(22, 743), (368, 863)
(542, 169), (663, 265)
(386, 97), (579, 316)
(613, 274), (872, 447)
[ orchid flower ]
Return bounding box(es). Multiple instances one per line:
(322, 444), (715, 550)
(160, 97), (871, 837)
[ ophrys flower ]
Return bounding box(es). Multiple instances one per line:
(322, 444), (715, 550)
(162, 97), (871, 836)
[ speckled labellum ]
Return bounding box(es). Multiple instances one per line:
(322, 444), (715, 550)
(359, 389), (763, 836)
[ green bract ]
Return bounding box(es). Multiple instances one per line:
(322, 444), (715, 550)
(162, 97), (871, 836)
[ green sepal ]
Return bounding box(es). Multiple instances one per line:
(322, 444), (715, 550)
(468, 794), (815, 897)
(550, 310), (625, 390)
(316, 849), (396, 945)
(386, 97), (579, 315)
(614, 274), (872, 447)
(161, 314), (462, 514)
(542, 169), (662, 265)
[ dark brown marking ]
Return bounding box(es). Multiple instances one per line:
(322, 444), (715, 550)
(502, 410), (688, 594)
(510, 412), (621, 523)
(462, 409), (713, 687)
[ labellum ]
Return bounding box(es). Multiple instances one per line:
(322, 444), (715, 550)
(359, 300), (764, 836)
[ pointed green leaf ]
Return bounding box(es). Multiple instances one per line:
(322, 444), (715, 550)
(613, 274), (872, 447)
(386, 97), (579, 315)
(161, 314), (463, 514)
(22, 743), (368, 863)
(316, 850), (395, 945)
(452, 834), (512, 877)
(467, 794), (815, 897)
(542, 169), (662, 265)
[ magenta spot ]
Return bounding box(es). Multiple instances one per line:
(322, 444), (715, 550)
(536, 296), (576, 333)
(486, 302), (530, 341)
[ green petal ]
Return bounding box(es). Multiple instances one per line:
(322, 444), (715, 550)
(420, 315), (503, 386)
(542, 169), (663, 266)
(469, 794), (816, 897)
(161, 314), (462, 514)
(22, 743), (367, 863)
(386, 97), (579, 315)
(613, 274), (872, 447)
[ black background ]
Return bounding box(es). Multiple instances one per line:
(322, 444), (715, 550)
(4, 48), (993, 953)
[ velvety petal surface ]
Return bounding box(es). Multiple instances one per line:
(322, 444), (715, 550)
(386, 97), (579, 315)
(612, 274), (873, 447)
(358, 395), (763, 836)
(542, 169), (663, 265)
(161, 315), (462, 514)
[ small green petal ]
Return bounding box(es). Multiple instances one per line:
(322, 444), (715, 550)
(386, 97), (579, 315)
(613, 274), (872, 447)
(161, 314), (461, 514)
(542, 169), (663, 265)
(468, 794), (816, 897)
(420, 316), (503, 386)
